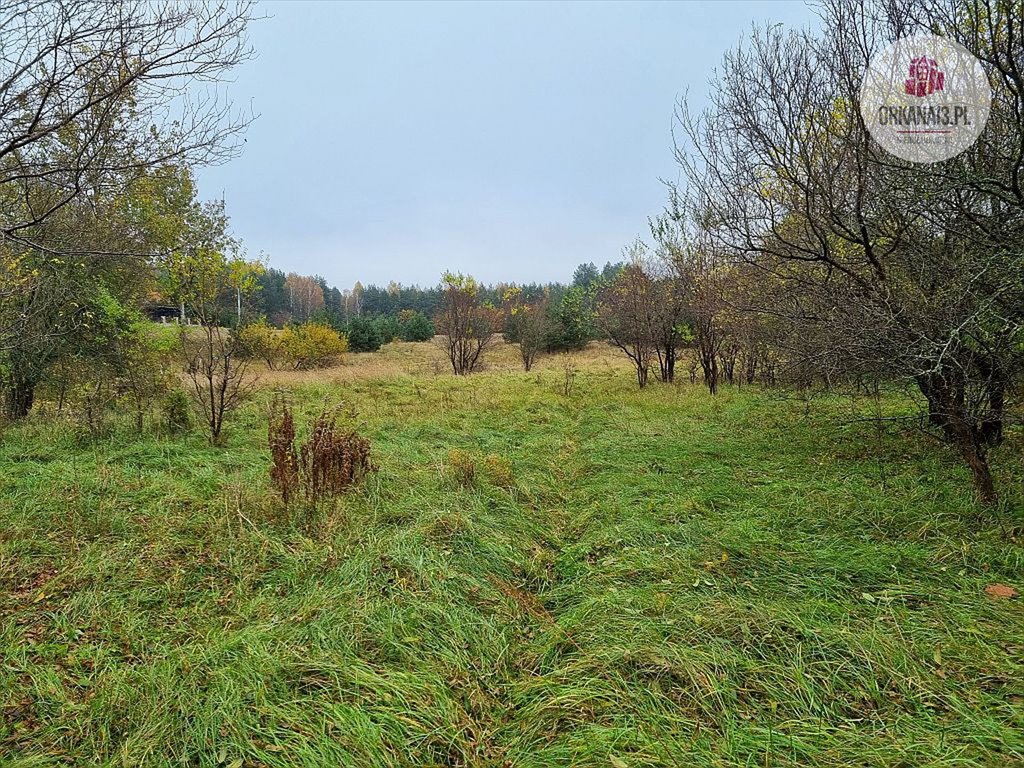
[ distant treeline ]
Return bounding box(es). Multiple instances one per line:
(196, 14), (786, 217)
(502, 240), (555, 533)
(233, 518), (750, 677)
(252, 261), (625, 352)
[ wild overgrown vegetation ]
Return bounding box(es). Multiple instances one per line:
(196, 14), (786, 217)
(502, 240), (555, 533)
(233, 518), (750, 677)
(269, 396), (375, 508)
(0, 0), (1022, 764)
(1, 345), (1021, 766)
(435, 272), (501, 376)
(588, 0), (1024, 505)
(665, 0), (1023, 505)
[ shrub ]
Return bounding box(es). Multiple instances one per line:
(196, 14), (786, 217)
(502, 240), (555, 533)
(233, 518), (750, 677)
(345, 316), (383, 353)
(398, 311), (435, 342)
(238, 319), (284, 369)
(118, 322), (177, 431)
(435, 272), (500, 375)
(180, 325), (254, 444)
(281, 322), (347, 370)
(45, 317), (176, 434)
(162, 388), (192, 434)
(503, 289), (550, 371)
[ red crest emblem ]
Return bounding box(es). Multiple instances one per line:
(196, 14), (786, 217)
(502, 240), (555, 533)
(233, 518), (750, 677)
(905, 55), (945, 97)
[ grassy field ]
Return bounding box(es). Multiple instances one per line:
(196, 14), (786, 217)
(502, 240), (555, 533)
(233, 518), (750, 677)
(1, 341), (1022, 767)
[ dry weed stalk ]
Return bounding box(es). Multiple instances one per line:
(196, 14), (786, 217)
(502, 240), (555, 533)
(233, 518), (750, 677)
(298, 408), (374, 504)
(268, 393), (299, 505)
(268, 398), (374, 506)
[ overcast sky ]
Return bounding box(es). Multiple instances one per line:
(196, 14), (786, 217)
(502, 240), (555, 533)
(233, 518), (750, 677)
(196, 0), (816, 290)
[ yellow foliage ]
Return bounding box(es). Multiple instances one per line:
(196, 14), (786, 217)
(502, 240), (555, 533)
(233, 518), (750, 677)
(281, 323), (348, 370)
(238, 319), (284, 368)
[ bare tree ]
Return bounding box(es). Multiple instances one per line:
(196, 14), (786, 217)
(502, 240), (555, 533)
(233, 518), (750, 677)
(596, 246), (658, 389)
(176, 261), (258, 444)
(435, 272), (498, 375)
(675, 0), (1024, 502)
(649, 287), (685, 383)
(0, 0), (255, 254)
(647, 219), (696, 385)
(181, 323), (253, 444)
(720, 265), (778, 386)
(164, 203), (260, 443)
(653, 216), (728, 394)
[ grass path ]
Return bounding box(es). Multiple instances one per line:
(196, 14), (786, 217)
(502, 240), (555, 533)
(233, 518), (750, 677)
(1, 350), (1022, 766)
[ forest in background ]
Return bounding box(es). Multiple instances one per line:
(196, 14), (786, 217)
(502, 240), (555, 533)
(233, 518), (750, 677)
(239, 259), (626, 353)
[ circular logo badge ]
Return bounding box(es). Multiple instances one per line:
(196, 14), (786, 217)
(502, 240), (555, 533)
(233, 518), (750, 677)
(860, 34), (991, 163)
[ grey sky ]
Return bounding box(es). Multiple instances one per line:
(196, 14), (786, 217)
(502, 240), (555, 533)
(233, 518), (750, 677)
(197, 0), (815, 289)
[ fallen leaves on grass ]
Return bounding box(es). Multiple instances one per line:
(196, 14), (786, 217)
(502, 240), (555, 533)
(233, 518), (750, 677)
(984, 583), (1019, 600)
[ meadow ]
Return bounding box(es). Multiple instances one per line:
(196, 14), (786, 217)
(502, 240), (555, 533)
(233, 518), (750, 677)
(1, 341), (1022, 767)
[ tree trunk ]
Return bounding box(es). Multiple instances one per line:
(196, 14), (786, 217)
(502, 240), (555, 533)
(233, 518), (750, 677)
(3, 373), (36, 420)
(637, 363), (649, 388)
(917, 372), (1000, 505)
(700, 350), (718, 395)
(657, 344), (676, 383)
(960, 440), (997, 505)
(706, 368), (718, 396)
(977, 358), (1006, 447)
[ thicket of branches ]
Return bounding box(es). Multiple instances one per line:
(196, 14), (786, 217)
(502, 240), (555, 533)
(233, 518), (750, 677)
(0, 0), (259, 440)
(590, 0), (1023, 504)
(435, 272), (500, 375)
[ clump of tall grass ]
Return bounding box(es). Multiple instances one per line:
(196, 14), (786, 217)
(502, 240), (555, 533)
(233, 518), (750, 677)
(482, 453), (514, 489)
(444, 449), (517, 491)
(445, 448), (476, 487)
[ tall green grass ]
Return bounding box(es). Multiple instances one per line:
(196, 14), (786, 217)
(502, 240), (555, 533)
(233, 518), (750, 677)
(1, 364), (1021, 766)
